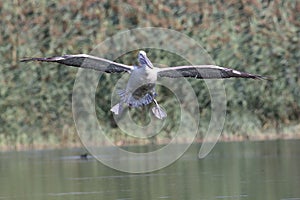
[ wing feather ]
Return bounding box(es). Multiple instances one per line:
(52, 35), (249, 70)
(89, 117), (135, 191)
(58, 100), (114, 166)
(157, 65), (266, 79)
(20, 54), (134, 73)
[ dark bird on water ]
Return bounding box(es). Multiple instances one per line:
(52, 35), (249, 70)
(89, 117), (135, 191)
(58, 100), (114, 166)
(21, 51), (266, 119)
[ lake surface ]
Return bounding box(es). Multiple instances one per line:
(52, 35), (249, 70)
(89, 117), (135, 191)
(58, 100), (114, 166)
(0, 140), (300, 200)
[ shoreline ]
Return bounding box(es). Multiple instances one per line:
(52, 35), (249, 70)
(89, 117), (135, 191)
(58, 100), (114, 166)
(1, 132), (300, 152)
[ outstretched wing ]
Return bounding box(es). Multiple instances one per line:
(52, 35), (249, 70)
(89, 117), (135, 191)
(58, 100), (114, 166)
(21, 54), (134, 73)
(157, 65), (266, 79)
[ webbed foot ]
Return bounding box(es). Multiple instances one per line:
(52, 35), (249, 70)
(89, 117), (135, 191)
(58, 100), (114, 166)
(151, 99), (167, 119)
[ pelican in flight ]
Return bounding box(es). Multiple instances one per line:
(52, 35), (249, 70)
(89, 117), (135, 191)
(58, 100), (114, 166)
(21, 51), (265, 119)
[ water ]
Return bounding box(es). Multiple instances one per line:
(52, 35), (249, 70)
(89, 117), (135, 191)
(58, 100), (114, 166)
(0, 140), (300, 200)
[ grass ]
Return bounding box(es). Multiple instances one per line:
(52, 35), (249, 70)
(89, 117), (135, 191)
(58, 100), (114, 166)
(0, 0), (299, 149)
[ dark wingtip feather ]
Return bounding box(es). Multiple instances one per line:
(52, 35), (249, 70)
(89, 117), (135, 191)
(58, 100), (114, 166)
(258, 75), (272, 81)
(231, 70), (269, 80)
(248, 73), (271, 80)
(20, 56), (65, 63)
(20, 57), (39, 62)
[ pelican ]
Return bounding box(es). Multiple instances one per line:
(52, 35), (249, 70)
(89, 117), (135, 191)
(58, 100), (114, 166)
(21, 51), (266, 119)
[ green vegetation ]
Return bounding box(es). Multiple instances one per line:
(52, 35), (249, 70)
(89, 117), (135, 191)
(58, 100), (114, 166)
(0, 0), (299, 149)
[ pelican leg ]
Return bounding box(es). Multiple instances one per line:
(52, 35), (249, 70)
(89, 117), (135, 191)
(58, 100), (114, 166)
(151, 99), (167, 119)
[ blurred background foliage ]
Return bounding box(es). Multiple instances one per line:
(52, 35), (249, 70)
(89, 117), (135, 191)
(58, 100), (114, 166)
(0, 0), (299, 149)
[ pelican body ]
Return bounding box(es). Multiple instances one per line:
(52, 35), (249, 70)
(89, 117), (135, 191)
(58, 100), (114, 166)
(110, 51), (165, 119)
(21, 51), (266, 119)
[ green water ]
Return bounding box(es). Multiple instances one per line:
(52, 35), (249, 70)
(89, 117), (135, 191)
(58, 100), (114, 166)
(0, 140), (300, 200)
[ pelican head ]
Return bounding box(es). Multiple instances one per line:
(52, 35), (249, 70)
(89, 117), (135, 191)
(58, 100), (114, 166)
(138, 51), (154, 69)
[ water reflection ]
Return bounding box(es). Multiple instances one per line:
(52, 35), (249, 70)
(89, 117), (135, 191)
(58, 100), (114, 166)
(0, 140), (300, 200)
